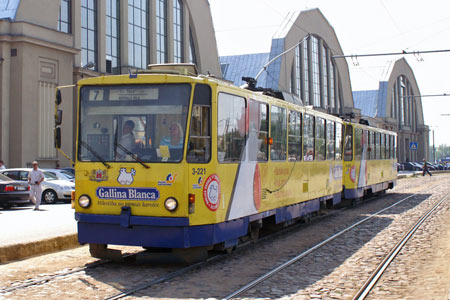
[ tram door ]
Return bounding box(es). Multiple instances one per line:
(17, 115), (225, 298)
(186, 84), (213, 222)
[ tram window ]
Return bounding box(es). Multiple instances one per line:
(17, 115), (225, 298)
(368, 131), (374, 160)
(326, 121), (335, 160)
(389, 135), (394, 159)
(288, 110), (302, 161)
(363, 130), (368, 159)
(187, 84), (211, 163)
(248, 99), (268, 161)
(335, 122), (343, 160)
(78, 84), (191, 163)
(375, 133), (380, 159)
(270, 106), (287, 161)
(315, 117), (326, 161)
(394, 136), (397, 159)
(217, 93), (246, 163)
(354, 128), (363, 160)
(387, 135), (391, 159)
(344, 124), (353, 161)
(380, 134), (386, 159)
(303, 114), (314, 161)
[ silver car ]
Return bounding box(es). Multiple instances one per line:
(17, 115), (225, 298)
(0, 168), (75, 204)
(43, 168), (75, 183)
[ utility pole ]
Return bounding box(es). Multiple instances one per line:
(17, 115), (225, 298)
(433, 130), (436, 163)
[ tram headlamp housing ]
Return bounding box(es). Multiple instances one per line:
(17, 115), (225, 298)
(164, 197), (178, 212)
(78, 195), (91, 208)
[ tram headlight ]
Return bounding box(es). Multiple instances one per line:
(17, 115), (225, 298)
(78, 195), (91, 208)
(164, 197), (178, 212)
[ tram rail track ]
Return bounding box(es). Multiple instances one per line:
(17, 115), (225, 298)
(352, 192), (450, 300)
(221, 184), (444, 300)
(0, 180), (443, 299)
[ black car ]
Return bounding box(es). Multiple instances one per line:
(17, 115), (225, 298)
(0, 174), (31, 208)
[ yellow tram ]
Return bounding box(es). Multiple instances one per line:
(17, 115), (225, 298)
(58, 64), (396, 259)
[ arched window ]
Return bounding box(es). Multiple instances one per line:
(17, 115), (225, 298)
(81, 0), (97, 70)
(292, 36), (338, 111)
(106, 0), (120, 74)
(128, 0), (149, 69)
(156, 0), (168, 63)
(173, 0), (184, 63)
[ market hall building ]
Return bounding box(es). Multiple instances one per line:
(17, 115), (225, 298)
(353, 58), (429, 163)
(1, 3), (429, 167)
(0, 0), (221, 168)
(220, 9), (429, 163)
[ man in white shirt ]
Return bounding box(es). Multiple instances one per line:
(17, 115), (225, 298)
(28, 161), (45, 210)
(116, 120), (136, 160)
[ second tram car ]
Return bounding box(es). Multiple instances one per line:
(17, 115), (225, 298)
(61, 64), (397, 260)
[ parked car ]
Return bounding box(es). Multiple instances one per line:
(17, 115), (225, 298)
(401, 162), (422, 171)
(0, 173), (31, 208)
(44, 168), (75, 182)
(0, 168), (74, 204)
(61, 167), (74, 175)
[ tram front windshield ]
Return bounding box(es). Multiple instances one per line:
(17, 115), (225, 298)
(78, 84), (191, 163)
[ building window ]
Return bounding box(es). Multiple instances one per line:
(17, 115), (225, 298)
(81, 0), (97, 70)
(57, 0), (71, 33)
(173, 0), (184, 63)
(329, 59), (335, 110)
(302, 41), (310, 105)
(294, 45), (301, 97)
(189, 28), (197, 65)
(156, 0), (168, 64)
(128, 0), (149, 69)
(311, 36), (321, 107)
(106, 0), (120, 74)
(322, 44), (328, 109)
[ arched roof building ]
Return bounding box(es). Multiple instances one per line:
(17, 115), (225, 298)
(353, 58), (429, 162)
(0, 0), (221, 167)
(221, 9), (358, 117)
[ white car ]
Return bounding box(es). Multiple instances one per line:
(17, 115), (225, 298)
(43, 168), (75, 183)
(0, 168), (75, 204)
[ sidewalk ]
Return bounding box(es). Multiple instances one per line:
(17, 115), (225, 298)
(0, 204), (78, 263)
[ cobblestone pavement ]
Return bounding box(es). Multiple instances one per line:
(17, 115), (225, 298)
(0, 174), (449, 300)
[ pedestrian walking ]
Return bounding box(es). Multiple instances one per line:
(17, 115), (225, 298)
(28, 161), (45, 210)
(0, 160), (5, 170)
(422, 159), (432, 176)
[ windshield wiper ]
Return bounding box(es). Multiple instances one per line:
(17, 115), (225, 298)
(80, 141), (111, 169)
(115, 143), (150, 169)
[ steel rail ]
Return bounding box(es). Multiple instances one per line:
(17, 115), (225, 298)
(352, 192), (450, 300)
(104, 253), (228, 300)
(221, 184), (442, 300)
(0, 252), (138, 294)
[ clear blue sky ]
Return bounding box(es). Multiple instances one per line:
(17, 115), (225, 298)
(209, 0), (450, 146)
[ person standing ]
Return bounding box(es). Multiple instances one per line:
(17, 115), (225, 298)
(28, 161), (45, 210)
(0, 160), (5, 170)
(422, 159), (432, 176)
